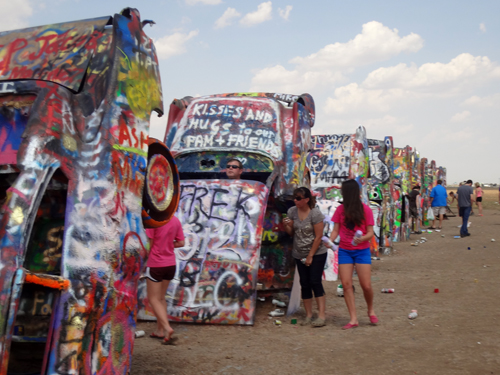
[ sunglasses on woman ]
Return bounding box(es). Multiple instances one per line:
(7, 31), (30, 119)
(293, 196), (305, 201)
(226, 165), (241, 169)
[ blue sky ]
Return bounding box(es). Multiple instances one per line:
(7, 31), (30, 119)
(2, 0), (499, 184)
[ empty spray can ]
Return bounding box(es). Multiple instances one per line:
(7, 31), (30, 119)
(381, 288), (395, 293)
(135, 330), (145, 338)
(351, 230), (363, 246)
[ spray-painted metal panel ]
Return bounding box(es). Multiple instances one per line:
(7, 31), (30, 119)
(138, 179), (269, 324)
(165, 93), (314, 199)
(309, 134), (351, 189)
(0, 17), (110, 91)
(0, 8), (166, 375)
(367, 138), (393, 254)
(308, 126), (370, 278)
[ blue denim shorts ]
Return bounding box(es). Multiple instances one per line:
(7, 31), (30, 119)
(338, 248), (371, 265)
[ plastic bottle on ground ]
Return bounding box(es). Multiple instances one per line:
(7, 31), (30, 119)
(408, 310), (418, 319)
(381, 288), (395, 293)
(337, 284), (344, 297)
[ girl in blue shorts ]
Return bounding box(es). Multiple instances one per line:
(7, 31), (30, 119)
(328, 179), (378, 330)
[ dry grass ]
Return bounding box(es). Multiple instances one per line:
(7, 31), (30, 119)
(481, 187), (500, 210)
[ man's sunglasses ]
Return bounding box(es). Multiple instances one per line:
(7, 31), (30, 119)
(293, 196), (305, 201)
(226, 165), (241, 169)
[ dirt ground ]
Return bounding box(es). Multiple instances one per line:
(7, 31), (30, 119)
(131, 189), (500, 375)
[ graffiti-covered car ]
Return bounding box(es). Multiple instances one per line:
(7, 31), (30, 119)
(0, 9), (179, 375)
(165, 93), (314, 198)
(137, 93), (315, 325)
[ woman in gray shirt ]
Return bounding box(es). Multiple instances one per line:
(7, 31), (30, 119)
(283, 187), (327, 327)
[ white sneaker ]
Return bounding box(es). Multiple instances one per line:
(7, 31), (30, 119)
(272, 299), (286, 307)
(268, 309), (285, 317)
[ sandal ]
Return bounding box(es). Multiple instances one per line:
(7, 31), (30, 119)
(300, 317), (312, 326)
(162, 336), (178, 345)
(149, 332), (165, 339)
(369, 315), (379, 324)
(312, 318), (326, 327)
(342, 323), (359, 330)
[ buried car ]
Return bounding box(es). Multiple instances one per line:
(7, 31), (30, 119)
(0, 9), (179, 375)
(137, 92), (315, 324)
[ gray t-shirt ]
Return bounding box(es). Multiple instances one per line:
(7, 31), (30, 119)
(457, 184), (474, 207)
(287, 206), (327, 259)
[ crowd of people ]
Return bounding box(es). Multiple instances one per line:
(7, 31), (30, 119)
(409, 179), (486, 238)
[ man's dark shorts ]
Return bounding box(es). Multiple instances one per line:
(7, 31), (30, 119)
(410, 207), (418, 218)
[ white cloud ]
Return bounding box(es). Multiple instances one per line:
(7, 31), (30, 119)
(290, 21), (424, 70)
(0, 0), (33, 31)
(215, 7), (241, 29)
(479, 23), (486, 33)
(451, 111), (471, 122)
(362, 115), (414, 135)
(185, 0), (222, 5)
(324, 83), (412, 114)
(250, 21), (423, 93)
(322, 53), (500, 118)
(448, 127), (474, 141)
(240, 1), (272, 27)
(363, 54), (500, 93)
(154, 30), (199, 60)
(250, 64), (346, 94)
(462, 93), (500, 107)
(422, 124), (475, 145)
(278, 5), (293, 21)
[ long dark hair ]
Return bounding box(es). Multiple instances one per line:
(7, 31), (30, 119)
(293, 187), (316, 209)
(341, 179), (364, 228)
